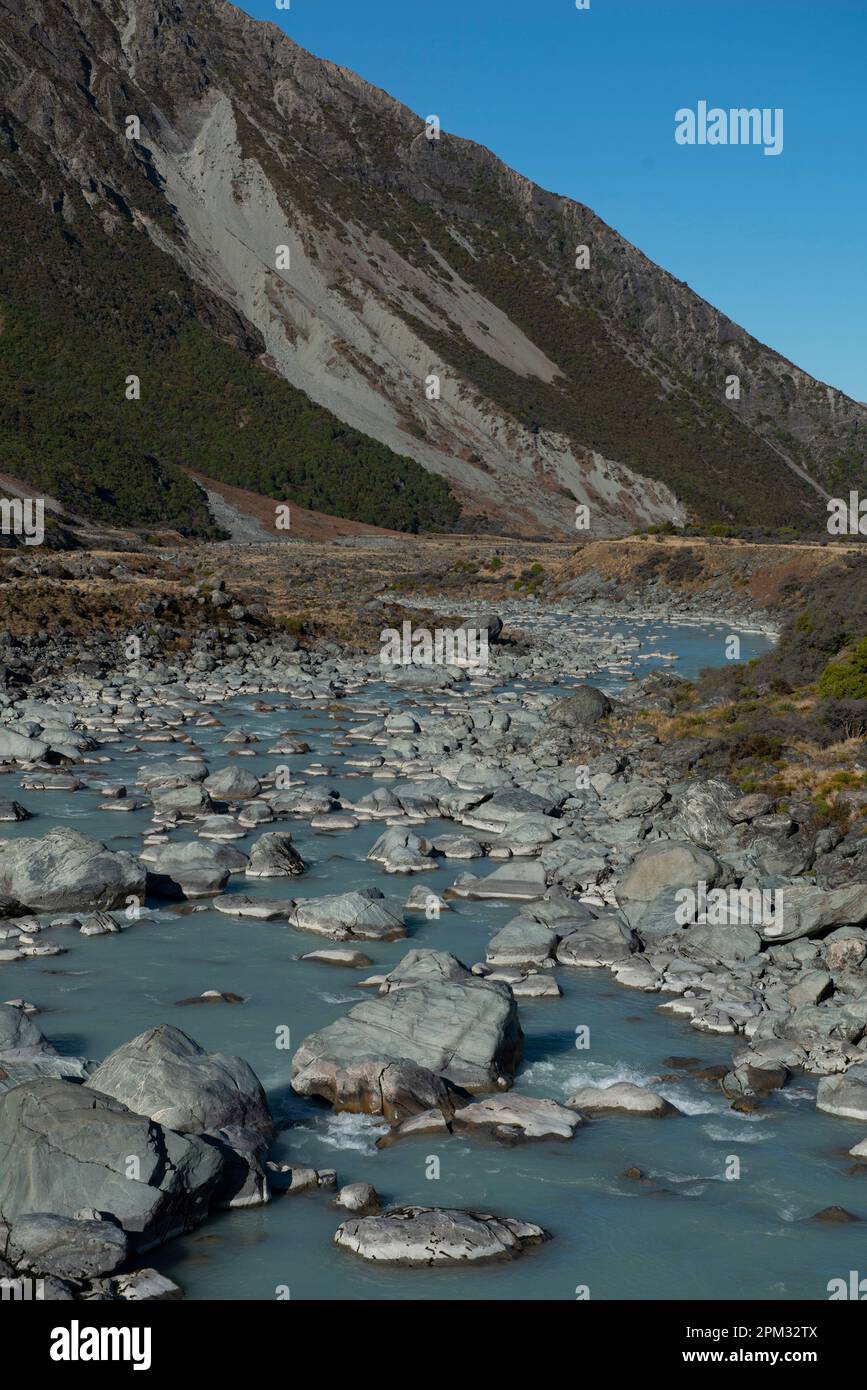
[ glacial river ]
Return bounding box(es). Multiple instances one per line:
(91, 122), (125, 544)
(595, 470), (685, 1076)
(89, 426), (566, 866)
(6, 617), (865, 1301)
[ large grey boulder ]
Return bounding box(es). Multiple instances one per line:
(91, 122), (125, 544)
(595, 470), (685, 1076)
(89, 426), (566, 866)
(137, 760), (208, 791)
(486, 918), (556, 969)
(292, 950), (522, 1105)
(761, 883), (867, 944)
(462, 789), (558, 833)
(544, 686), (613, 729)
(7, 1213), (128, 1280)
(367, 828), (436, 874)
(672, 779), (739, 848)
(290, 1057), (457, 1124)
(0, 729), (50, 762)
(334, 1206), (549, 1265)
(816, 1066), (867, 1122)
(0, 829), (145, 912)
(149, 841), (238, 897)
(556, 917), (636, 967)
(0, 1003), (91, 1093)
(0, 1078), (224, 1250)
(567, 1082), (676, 1117)
(150, 783), (214, 815)
(458, 612), (503, 643)
(203, 767), (262, 802)
(287, 888), (406, 941)
(616, 840), (723, 904)
(87, 1025), (273, 1139)
(448, 859), (547, 902)
(678, 922), (762, 962)
(245, 832), (305, 878)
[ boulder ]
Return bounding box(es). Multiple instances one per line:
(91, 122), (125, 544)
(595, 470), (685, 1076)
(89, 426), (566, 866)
(0, 729), (50, 762)
(292, 950), (522, 1103)
(816, 1066), (867, 1122)
(149, 841), (236, 898)
(0, 829), (145, 913)
(287, 888), (406, 941)
(545, 686), (612, 729)
(556, 917), (636, 967)
(567, 1082), (676, 1117)
(245, 832), (305, 878)
(616, 841), (723, 904)
(333, 1206), (549, 1265)
(333, 1183), (380, 1216)
(150, 783), (214, 816)
(486, 917), (556, 969)
(459, 612), (503, 643)
(452, 1094), (581, 1141)
(203, 767), (262, 801)
(726, 793), (773, 824)
(0, 1078), (224, 1250)
(672, 779), (738, 848)
(7, 1213), (128, 1280)
(87, 1025), (273, 1139)
(0, 1003), (91, 1093)
(448, 859), (547, 902)
(291, 1057), (457, 1123)
(760, 883), (867, 944)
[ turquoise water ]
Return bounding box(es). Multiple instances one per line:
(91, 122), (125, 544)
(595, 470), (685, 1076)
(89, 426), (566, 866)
(6, 618), (865, 1301)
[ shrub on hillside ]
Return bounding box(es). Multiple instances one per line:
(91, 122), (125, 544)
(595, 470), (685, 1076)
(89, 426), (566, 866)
(817, 699), (867, 740)
(817, 639), (867, 700)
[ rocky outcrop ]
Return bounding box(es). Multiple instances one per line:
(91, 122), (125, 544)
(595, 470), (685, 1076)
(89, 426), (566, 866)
(292, 950), (522, 1108)
(0, 829), (145, 912)
(0, 1079), (224, 1250)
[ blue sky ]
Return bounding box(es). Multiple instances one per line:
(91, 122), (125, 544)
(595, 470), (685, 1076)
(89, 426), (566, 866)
(237, 0), (866, 402)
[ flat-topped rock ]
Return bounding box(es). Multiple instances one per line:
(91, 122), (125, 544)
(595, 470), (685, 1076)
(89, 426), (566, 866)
(287, 888), (406, 941)
(453, 1093), (581, 1141)
(333, 1206), (550, 1265)
(7, 1212), (128, 1281)
(486, 917), (556, 969)
(212, 895), (292, 920)
(567, 1082), (676, 1117)
(448, 860), (548, 902)
(300, 948), (373, 968)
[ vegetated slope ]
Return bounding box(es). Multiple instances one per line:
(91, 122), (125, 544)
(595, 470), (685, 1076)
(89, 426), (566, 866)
(0, 14), (458, 537)
(2, 0), (865, 537)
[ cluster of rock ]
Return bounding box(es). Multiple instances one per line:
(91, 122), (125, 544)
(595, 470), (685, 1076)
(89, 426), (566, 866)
(0, 1018), (281, 1294)
(2, 601), (867, 1289)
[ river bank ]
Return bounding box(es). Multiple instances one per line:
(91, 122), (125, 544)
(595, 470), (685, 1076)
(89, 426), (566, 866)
(1, 596), (866, 1301)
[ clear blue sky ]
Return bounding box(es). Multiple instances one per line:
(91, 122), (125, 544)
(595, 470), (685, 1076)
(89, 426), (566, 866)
(236, 0), (866, 402)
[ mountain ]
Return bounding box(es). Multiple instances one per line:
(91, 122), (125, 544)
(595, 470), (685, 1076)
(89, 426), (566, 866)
(1, 0), (865, 538)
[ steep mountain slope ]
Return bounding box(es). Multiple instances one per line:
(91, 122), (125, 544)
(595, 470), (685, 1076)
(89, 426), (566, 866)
(1, 0), (864, 537)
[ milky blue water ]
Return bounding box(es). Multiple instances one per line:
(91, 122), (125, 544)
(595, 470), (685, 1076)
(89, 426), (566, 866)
(4, 617), (865, 1301)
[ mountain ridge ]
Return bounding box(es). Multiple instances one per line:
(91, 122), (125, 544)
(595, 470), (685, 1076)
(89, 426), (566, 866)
(1, 0), (864, 537)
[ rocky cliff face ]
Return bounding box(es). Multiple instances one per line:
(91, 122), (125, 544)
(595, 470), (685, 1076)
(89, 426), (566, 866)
(1, 0), (864, 535)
